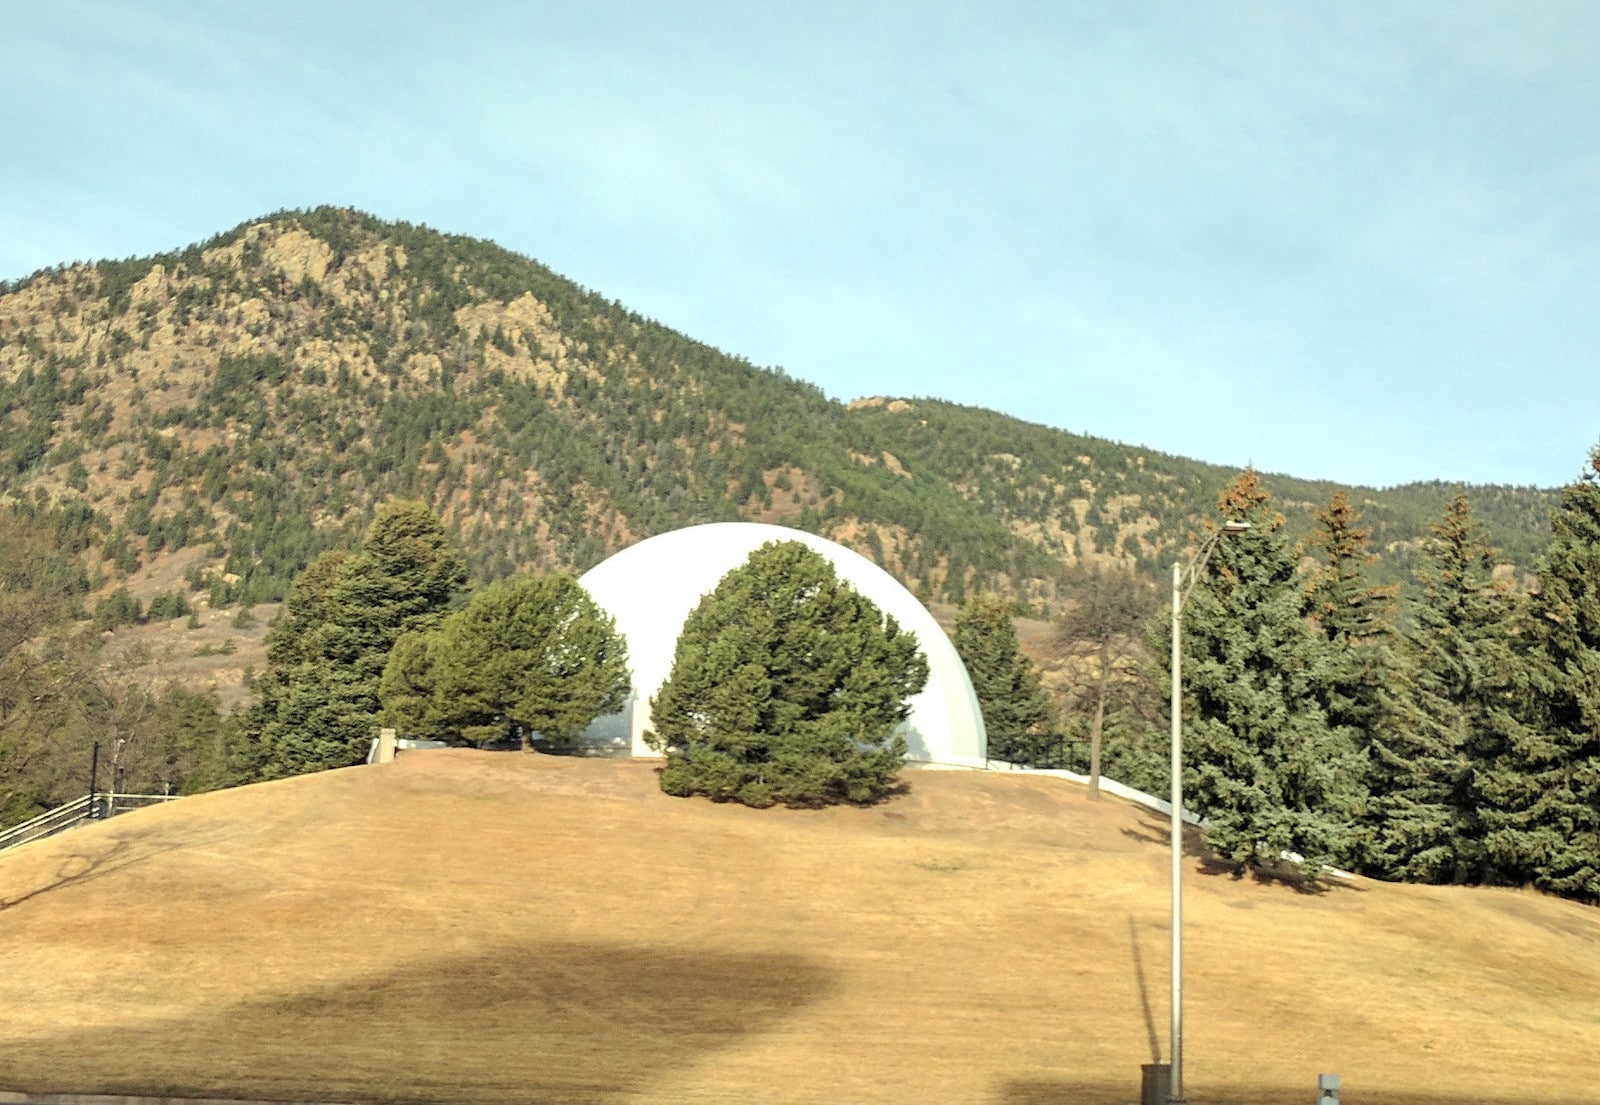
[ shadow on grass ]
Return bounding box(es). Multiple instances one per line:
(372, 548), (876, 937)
(0, 837), (142, 913)
(0, 813), (218, 913)
(1126, 917), (1161, 1064)
(997, 1079), (1592, 1105)
(1193, 853), (1365, 896)
(647, 761), (915, 810)
(2, 939), (833, 1105)
(1122, 809), (1364, 896)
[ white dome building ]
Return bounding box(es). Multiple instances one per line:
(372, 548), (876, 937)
(577, 522), (987, 768)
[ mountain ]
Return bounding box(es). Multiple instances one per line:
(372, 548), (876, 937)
(0, 207), (1555, 617)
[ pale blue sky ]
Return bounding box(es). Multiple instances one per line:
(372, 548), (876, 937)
(4, 2), (1596, 488)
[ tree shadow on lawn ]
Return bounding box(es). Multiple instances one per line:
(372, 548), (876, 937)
(1121, 809), (1364, 897)
(0, 815), (235, 914)
(997, 1078), (1587, 1105)
(646, 761), (915, 810)
(0, 837), (142, 913)
(2, 939), (833, 1104)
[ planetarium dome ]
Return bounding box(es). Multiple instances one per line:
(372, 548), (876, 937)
(576, 522), (987, 768)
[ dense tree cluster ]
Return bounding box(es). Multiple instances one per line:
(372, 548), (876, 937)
(0, 205), (1556, 615)
(1051, 450), (1600, 902)
(1178, 472), (1366, 872)
(1481, 450), (1600, 900)
(242, 501), (467, 777)
(4, 209), (1599, 905)
(0, 506), (236, 828)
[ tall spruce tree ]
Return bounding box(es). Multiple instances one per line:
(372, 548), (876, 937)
(1480, 447), (1600, 901)
(246, 502), (466, 777)
(1373, 493), (1523, 882)
(1180, 471), (1364, 873)
(953, 595), (1057, 767)
(649, 540), (928, 807)
(1304, 492), (1399, 871)
(1305, 492), (1397, 740)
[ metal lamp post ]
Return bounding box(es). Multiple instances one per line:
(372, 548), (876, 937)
(1168, 519), (1249, 1105)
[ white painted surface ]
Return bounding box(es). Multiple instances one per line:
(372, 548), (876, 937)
(577, 522), (987, 766)
(984, 760), (1203, 824)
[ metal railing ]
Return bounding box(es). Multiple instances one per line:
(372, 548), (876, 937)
(104, 792), (177, 817)
(0, 791), (178, 853)
(0, 794), (99, 852)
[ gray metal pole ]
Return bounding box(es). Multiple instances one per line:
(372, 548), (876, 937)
(1169, 560), (1185, 1104)
(88, 741), (100, 818)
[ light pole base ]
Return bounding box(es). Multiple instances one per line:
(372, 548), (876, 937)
(1140, 1063), (1171, 1105)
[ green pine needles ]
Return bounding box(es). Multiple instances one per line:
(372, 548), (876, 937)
(953, 595), (1058, 767)
(1481, 445), (1600, 901)
(648, 540), (929, 807)
(245, 501), (468, 777)
(381, 574), (631, 750)
(1369, 492), (1522, 883)
(1180, 471), (1366, 875)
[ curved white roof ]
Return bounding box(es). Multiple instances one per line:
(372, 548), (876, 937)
(577, 522), (987, 768)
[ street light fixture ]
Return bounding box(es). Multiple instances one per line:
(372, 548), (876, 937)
(1168, 518), (1249, 1105)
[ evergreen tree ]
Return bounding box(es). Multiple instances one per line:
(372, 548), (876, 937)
(329, 500), (469, 677)
(952, 595), (1056, 767)
(1480, 446), (1600, 901)
(1054, 568), (1157, 793)
(1371, 493), (1523, 882)
(246, 502), (466, 778)
(1180, 471), (1364, 874)
(255, 549), (352, 673)
(92, 586), (143, 630)
(377, 629), (454, 743)
(1305, 492), (1397, 740)
(395, 574), (631, 749)
(649, 540), (928, 807)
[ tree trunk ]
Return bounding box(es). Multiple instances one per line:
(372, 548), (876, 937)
(1089, 637), (1110, 798)
(1089, 690), (1105, 798)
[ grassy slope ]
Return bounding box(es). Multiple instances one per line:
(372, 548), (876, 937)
(0, 752), (1596, 1105)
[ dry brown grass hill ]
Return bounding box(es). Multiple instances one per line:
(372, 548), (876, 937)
(2, 752), (1596, 1105)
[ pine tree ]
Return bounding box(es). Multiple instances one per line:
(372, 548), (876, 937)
(649, 541), (928, 807)
(1180, 471), (1364, 874)
(377, 629), (454, 743)
(1373, 492), (1522, 882)
(246, 502), (466, 777)
(1480, 446), (1600, 901)
(1305, 492), (1397, 740)
(952, 595), (1057, 767)
(331, 500), (469, 680)
(403, 574), (631, 749)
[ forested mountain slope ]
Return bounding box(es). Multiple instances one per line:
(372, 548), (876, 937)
(0, 207), (1553, 612)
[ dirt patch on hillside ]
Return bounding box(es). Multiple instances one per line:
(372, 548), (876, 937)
(92, 602), (274, 710)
